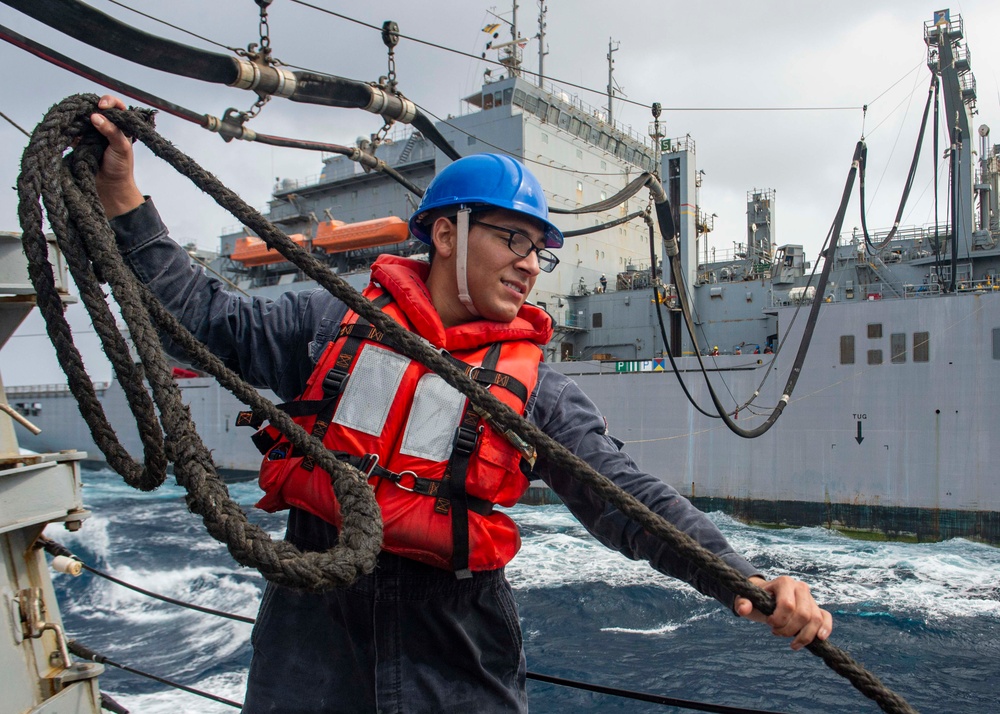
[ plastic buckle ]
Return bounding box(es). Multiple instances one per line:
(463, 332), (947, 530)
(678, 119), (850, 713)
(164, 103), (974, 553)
(322, 367), (349, 396)
(453, 425), (480, 455)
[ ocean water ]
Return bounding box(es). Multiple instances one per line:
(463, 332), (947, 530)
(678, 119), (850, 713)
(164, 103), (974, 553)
(47, 467), (1000, 714)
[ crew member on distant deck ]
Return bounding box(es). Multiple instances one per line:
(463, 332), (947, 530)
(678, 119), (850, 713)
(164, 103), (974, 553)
(91, 94), (832, 714)
(710, 345), (720, 356)
(599, 273), (608, 293)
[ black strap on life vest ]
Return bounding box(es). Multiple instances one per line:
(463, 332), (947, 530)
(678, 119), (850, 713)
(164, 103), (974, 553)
(236, 294), (394, 436)
(444, 342), (502, 579)
(240, 312), (531, 434)
(439, 350), (529, 403)
(299, 294), (393, 472)
(328, 451), (494, 516)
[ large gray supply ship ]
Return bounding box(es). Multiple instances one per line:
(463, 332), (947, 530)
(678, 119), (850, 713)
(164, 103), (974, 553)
(10, 11), (1000, 543)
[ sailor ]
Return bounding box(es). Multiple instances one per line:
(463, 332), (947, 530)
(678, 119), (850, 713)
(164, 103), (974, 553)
(710, 345), (720, 356)
(599, 273), (608, 292)
(90, 95), (832, 714)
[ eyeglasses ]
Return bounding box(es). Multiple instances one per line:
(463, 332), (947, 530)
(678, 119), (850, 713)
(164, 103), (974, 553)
(469, 219), (560, 273)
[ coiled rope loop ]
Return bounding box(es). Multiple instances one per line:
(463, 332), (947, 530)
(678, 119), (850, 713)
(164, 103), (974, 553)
(18, 95), (916, 714)
(18, 93), (382, 591)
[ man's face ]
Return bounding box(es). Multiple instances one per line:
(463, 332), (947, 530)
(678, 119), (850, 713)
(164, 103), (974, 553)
(426, 208), (551, 327)
(462, 209), (546, 323)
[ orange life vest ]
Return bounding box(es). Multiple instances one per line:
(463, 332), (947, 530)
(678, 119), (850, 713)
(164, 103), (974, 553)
(250, 255), (552, 574)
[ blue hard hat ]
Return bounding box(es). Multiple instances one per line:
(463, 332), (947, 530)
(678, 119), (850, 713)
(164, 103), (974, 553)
(409, 153), (563, 248)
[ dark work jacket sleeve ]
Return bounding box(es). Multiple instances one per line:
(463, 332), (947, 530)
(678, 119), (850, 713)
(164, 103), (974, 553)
(109, 199), (342, 401)
(528, 362), (760, 609)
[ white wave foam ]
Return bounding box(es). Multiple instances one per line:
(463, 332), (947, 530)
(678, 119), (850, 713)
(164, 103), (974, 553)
(89, 564), (261, 625)
(600, 622), (684, 635)
(45, 513), (112, 562)
(508, 505), (1000, 623)
(703, 515), (1000, 622)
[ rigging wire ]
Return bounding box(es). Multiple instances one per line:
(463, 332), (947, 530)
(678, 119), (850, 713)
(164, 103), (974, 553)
(68, 640), (243, 709)
(866, 62), (930, 207)
(104, 0), (240, 54)
(39, 536), (255, 623)
(0, 107), (30, 136)
(861, 75), (937, 254)
(285, 0), (860, 114)
(865, 59), (928, 110)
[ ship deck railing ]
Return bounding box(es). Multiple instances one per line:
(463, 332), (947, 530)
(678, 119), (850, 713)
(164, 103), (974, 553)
(6, 381), (109, 397)
(903, 283), (944, 298)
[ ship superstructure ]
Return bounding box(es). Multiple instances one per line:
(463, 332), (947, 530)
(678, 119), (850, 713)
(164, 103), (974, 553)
(219, 73), (660, 361)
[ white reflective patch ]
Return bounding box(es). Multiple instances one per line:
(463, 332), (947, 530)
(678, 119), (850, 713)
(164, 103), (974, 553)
(332, 345), (409, 435)
(399, 374), (466, 461)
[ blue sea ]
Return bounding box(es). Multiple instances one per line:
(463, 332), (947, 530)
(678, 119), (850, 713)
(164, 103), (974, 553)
(48, 467), (1000, 713)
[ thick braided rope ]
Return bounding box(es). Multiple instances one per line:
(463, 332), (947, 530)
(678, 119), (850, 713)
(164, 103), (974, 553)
(18, 94), (382, 591)
(23, 95), (916, 713)
(19, 100), (167, 491)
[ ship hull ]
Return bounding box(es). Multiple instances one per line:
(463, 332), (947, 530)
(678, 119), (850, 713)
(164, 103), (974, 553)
(13, 291), (1000, 544)
(551, 291), (1000, 544)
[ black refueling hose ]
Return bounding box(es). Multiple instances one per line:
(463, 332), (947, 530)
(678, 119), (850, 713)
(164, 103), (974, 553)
(0, 23), (208, 127)
(649, 142), (865, 439)
(0, 23), (427, 198)
(1, 0), (461, 160)
(860, 74), (937, 254)
(5, 0), (236, 83)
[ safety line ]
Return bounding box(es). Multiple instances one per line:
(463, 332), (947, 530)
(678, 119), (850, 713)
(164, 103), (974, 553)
(43, 538), (790, 714)
(69, 640), (242, 709)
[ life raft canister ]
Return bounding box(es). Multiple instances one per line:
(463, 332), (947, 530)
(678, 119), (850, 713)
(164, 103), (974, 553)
(246, 255), (552, 575)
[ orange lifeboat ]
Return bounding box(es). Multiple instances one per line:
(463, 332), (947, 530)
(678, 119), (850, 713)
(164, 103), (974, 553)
(231, 233), (309, 266)
(313, 217), (410, 254)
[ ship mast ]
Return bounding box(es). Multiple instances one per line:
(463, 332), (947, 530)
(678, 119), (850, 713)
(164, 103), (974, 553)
(924, 9), (977, 280)
(535, 1), (548, 87)
(492, 1), (524, 78)
(606, 38), (620, 125)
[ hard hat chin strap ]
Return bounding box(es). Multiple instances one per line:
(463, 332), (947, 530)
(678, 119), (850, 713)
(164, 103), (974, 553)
(455, 207), (480, 316)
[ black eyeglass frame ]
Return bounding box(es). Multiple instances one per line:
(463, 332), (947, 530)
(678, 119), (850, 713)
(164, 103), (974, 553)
(468, 218), (560, 273)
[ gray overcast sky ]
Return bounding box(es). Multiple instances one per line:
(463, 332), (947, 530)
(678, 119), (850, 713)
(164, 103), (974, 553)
(1, 1), (999, 384)
(3, 1), (999, 253)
